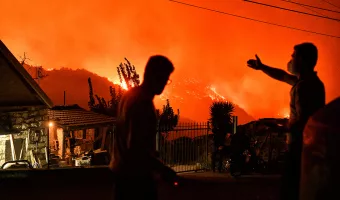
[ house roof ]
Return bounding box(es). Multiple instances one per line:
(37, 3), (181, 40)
(48, 104), (115, 127)
(0, 40), (53, 109)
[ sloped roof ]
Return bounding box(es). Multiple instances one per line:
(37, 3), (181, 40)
(0, 40), (53, 109)
(48, 104), (115, 127)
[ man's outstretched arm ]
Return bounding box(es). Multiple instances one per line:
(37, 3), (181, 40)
(261, 64), (298, 85)
(247, 55), (298, 85)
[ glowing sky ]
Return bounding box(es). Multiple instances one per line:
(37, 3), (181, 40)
(1, 0), (340, 119)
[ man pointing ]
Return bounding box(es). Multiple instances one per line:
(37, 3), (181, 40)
(247, 42), (325, 200)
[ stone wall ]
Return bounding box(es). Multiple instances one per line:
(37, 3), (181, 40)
(0, 108), (49, 168)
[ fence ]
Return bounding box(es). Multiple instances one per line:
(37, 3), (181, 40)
(157, 122), (212, 173)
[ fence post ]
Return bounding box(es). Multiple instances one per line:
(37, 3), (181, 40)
(156, 122), (160, 152)
(233, 116), (238, 134)
(206, 121), (210, 170)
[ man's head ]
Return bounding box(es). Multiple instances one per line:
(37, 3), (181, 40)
(287, 42), (318, 76)
(143, 55), (174, 95)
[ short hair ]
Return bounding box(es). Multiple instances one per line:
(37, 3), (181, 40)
(294, 42), (318, 70)
(143, 55), (174, 81)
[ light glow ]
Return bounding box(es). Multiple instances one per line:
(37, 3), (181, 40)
(107, 78), (128, 90)
(48, 122), (54, 127)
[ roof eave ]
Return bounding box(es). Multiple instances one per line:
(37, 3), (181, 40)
(0, 40), (54, 108)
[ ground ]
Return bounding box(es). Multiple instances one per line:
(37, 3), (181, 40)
(159, 172), (280, 200)
(1, 168), (281, 200)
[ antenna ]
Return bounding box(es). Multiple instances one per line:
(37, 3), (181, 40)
(35, 66), (48, 85)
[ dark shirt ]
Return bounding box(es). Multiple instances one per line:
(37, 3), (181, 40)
(109, 86), (158, 176)
(230, 133), (250, 153)
(289, 72), (325, 135)
(213, 132), (226, 147)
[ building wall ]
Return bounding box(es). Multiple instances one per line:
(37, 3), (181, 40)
(0, 108), (49, 167)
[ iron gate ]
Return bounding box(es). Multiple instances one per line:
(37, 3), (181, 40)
(157, 122), (211, 173)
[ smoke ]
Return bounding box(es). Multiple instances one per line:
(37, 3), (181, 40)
(1, 0), (340, 118)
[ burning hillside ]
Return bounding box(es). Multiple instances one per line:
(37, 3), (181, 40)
(26, 67), (254, 124)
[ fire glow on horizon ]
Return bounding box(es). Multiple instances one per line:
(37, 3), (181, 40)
(107, 78), (128, 91)
(107, 75), (291, 120)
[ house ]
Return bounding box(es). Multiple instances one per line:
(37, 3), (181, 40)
(0, 40), (53, 168)
(48, 104), (115, 163)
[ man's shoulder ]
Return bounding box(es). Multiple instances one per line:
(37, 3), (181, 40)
(122, 87), (142, 103)
(296, 76), (324, 91)
(122, 87), (152, 111)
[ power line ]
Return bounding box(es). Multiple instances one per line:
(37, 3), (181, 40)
(280, 0), (340, 14)
(167, 0), (340, 39)
(320, 0), (340, 10)
(283, 0), (326, 16)
(243, 0), (340, 22)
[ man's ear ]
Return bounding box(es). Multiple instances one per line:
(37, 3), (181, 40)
(297, 56), (304, 65)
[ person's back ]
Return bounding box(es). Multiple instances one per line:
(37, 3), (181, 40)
(111, 86), (157, 176)
(289, 72), (325, 135)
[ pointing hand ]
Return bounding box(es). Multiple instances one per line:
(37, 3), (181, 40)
(247, 54), (263, 70)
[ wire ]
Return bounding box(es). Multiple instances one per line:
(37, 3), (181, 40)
(284, 0), (326, 16)
(280, 0), (340, 14)
(320, 0), (340, 10)
(243, 0), (340, 22)
(168, 0), (340, 39)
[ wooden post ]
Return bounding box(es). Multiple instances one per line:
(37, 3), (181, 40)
(19, 140), (25, 160)
(9, 134), (17, 161)
(101, 127), (108, 150)
(46, 127), (50, 169)
(206, 121), (209, 170)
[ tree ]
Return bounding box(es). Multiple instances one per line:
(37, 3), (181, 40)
(156, 99), (180, 138)
(156, 99), (179, 165)
(209, 101), (234, 142)
(19, 53), (47, 84)
(87, 58), (140, 117)
(88, 78), (96, 110)
(117, 58), (140, 90)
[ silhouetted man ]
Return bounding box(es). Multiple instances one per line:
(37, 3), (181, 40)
(109, 55), (178, 200)
(212, 133), (233, 172)
(212, 131), (227, 172)
(247, 43), (325, 200)
(230, 131), (250, 175)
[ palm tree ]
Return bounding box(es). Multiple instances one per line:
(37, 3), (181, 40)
(209, 101), (235, 137)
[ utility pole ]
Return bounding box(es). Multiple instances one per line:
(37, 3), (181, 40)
(63, 91), (66, 105)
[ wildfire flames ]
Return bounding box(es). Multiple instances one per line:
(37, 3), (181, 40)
(107, 78), (128, 91)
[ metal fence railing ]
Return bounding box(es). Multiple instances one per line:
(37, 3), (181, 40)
(157, 122), (211, 173)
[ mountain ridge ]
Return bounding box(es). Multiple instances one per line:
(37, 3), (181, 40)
(26, 66), (254, 124)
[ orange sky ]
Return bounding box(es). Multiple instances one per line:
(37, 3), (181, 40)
(1, 0), (340, 119)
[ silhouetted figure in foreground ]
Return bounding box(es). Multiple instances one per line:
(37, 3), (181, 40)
(109, 55), (178, 200)
(212, 131), (227, 172)
(247, 43), (325, 200)
(230, 131), (250, 176)
(300, 97), (340, 200)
